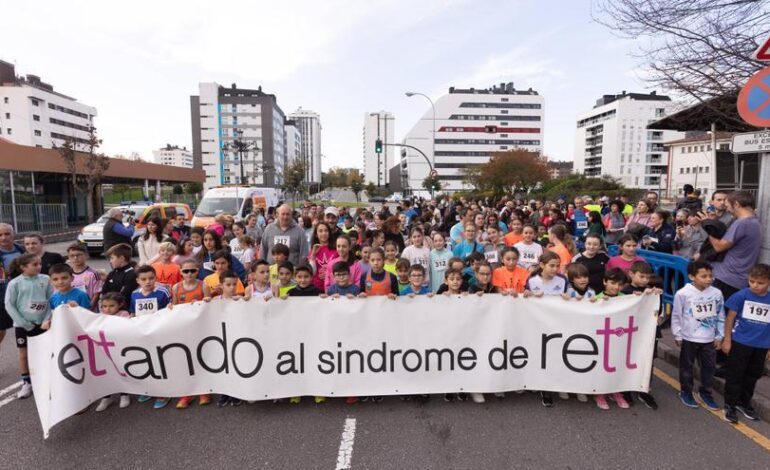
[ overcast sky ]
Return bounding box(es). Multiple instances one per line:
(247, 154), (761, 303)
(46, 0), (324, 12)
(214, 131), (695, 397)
(3, 0), (652, 169)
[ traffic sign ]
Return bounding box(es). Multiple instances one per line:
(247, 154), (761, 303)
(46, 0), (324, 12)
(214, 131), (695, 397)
(737, 66), (770, 127)
(754, 35), (770, 61)
(731, 130), (770, 154)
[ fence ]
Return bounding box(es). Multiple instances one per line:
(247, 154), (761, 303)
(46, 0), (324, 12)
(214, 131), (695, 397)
(0, 204), (69, 233)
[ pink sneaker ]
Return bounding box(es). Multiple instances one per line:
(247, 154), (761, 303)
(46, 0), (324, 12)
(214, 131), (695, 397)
(594, 394), (609, 410)
(611, 392), (630, 409)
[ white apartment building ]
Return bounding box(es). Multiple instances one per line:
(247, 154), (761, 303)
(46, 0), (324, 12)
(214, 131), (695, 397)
(287, 107), (322, 184)
(573, 92), (684, 190)
(153, 144), (193, 168)
(0, 60), (97, 149)
(665, 132), (735, 199)
(190, 82), (286, 190)
(362, 111), (395, 186)
(400, 83), (544, 193)
(284, 119), (302, 165)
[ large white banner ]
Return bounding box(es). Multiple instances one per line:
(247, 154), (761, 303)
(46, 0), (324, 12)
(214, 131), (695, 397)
(29, 294), (659, 437)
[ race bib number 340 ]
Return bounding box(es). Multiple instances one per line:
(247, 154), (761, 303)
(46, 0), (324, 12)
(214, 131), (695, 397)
(743, 301), (770, 324)
(135, 298), (158, 316)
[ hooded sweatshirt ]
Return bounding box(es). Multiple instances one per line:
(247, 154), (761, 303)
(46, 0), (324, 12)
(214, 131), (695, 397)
(259, 219), (309, 266)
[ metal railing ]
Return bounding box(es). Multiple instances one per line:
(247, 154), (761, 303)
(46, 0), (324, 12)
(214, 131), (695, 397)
(606, 245), (689, 310)
(0, 204), (68, 233)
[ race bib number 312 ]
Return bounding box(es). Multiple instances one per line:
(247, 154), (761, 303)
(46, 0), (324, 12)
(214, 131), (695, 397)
(743, 301), (770, 324)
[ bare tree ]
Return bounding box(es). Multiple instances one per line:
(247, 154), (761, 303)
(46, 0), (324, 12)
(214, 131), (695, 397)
(595, 0), (769, 120)
(56, 127), (110, 222)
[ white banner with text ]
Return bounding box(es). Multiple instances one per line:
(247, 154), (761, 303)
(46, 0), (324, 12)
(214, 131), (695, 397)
(29, 294), (659, 437)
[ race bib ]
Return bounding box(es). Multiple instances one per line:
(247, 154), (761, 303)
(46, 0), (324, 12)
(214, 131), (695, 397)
(743, 301), (770, 324)
(203, 261), (214, 272)
(521, 250), (537, 262)
(576, 221), (588, 230)
(274, 236), (290, 246)
(691, 299), (716, 320)
(485, 251), (499, 264)
(433, 259), (447, 271)
(135, 298), (159, 316)
(28, 301), (47, 312)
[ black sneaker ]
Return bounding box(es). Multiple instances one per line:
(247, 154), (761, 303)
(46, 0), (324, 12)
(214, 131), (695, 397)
(541, 392), (554, 408)
(217, 395), (231, 407)
(637, 392), (658, 410)
(456, 393), (468, 402)
(736, 404), (760, 421)
(360, 396), (370, 402)
(416, 394), (430, 403)
(622, 391), (635, 406)
(443, 393), (455, 402)
(372, 396), (384, 403)
(724, 405), (739, 424)
(230, 398), (243, 407)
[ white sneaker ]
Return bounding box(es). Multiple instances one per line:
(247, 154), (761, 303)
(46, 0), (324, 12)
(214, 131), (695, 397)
(119, 395), (131, 409)
(95, 397), (113, 412)
(576, 394), (588, 403)
(470, 393), (485, 404)
(558, 392), (569, 400)
(494, 392), (505, 398)
(514, 390), (525, 394)
(16, 383), (32, 399)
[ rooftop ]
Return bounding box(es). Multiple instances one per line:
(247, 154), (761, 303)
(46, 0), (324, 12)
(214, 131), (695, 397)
(664, 131), (737, 146)
(0, 59), (78, 101)
(594, 91), (671, 108)
(647, 92), (755, 133)
(449, 82), (539, 96)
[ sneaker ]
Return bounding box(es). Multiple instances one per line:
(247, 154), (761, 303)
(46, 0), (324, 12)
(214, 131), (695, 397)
(16, 383), (32, 399)
(95, 397), (113, 412)
(679, 391), (699, 408)
(514, 390), (525, 394)
(415, 394), (430, 403)
(576, 394), (588, 403)
(610, 392), (629, 409)
(735, 404), (760, 421)
(137, 395), (152, 404)
(637, 392), (658, 410)
(119, 395), (131, 409)
(622, 391), (635, 406)
(540, 392), (553, 408)
(470, 393), (485, 404)
(176, 396), (194, 409)
(289, 396), (301, 404)
(230, 398), (243, 407)
(247, 400), (256, 404)
(724, 405), (739, 424)
(345, 396), (358, 405)
(443, 394), (456, 402)
(372, 396), (384, 403)
(595, 395), (610, 410)
(153, 398), (170, 409)
(494, 392), (505, 399)
(697, 392), (720, 411)
(457, 393), (468, 402)
(360, 396), (370, 402)
(314, 396), (327, 404)
(199, 394), (211, 406)
(558, 392), (569, 400)
(217, 395), (231, 407)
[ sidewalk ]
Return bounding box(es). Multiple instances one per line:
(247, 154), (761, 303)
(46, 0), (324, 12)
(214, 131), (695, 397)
(657, 327), (770, 421)
(13, 226), (83, 244)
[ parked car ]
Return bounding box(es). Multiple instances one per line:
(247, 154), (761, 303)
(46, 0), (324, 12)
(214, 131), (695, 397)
(77, 202), (193, 255)
(368, 196), (386, 203)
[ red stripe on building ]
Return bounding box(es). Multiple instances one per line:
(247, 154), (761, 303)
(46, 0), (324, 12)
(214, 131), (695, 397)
(437, 127), (540, 133)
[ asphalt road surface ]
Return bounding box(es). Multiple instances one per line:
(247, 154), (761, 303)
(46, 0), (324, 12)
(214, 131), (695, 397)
(1, 242), (769, 469)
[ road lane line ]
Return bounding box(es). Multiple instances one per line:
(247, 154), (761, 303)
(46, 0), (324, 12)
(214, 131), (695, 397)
(0, 381), (22, 398)
(653, 368), (770, 452)
(335, 417), (357, 470)
(0, 394), (17, 409)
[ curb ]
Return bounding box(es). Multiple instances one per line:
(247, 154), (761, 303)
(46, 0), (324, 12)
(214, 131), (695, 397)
(657, 341), (770, 422)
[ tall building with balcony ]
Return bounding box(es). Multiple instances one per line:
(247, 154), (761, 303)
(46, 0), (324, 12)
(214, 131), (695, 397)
(363, 111), (395, 186)
(190, 82), (286, 190)
(0, 60), (97, 149)
(287, 107), (322, 184)
(573, 91), (683, 190)
(400, 83), (544, 193)
(153, 144), (193, 168)
(284, 119), (302, 165)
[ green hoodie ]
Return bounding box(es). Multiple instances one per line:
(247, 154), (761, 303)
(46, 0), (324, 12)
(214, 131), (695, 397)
(4, 274), (53, 330)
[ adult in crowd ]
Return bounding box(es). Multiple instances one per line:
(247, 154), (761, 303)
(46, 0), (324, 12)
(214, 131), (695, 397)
(641, 209), (675, 254)
(645, 191), (659, 210)
(197, 229), (246, 281)
(102, 207), (134, 255)
(0, 223), (25, 351)
(703, 189), (734, 226)
(170, 212), (190, 242)
(383, 216), (406, 254)
(22, 233), (65, 275)
(603, 200), (627, 245)
(674, 209), (706, 260)
(571, 233), (610, 293)
(244, 213), (264, 247)
(676, 184), (703, 214)
(624, 199), (654, 236)
(450, 209), (474, 244)
(136, 216), (166, 265)
(323, 207), (342, 244)
(709, 191), (762, 300)
(260, 204), (309, 266)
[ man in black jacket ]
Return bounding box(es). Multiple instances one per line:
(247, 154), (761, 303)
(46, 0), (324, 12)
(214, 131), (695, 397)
(23, 232), (64, 275)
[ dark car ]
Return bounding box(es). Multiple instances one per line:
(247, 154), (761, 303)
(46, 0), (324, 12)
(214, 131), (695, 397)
(369, 196), (387, 203)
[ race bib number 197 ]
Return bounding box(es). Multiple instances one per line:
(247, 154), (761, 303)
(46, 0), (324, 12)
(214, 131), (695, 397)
(743, 301), (770, 324)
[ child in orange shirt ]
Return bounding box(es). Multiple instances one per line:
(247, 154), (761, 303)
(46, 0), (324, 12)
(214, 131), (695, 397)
(151, 242), (181, 289)
(492, 247), (528, 295)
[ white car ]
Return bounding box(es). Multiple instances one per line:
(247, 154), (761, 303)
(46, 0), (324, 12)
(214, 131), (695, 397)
(77, 204), (147, 255)
(385, 193), (403, 203)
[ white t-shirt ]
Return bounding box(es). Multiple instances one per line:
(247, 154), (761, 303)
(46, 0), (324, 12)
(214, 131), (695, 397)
(401, 245), (431, 284)
(514, 241), (543, 269)
(525, 274), (568, 295)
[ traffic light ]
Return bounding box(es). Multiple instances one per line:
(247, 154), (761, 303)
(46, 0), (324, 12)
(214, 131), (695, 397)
(375, 139), (383, 154)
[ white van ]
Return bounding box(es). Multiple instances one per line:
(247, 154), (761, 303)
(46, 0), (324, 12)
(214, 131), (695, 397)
(192, 186), (282, 228)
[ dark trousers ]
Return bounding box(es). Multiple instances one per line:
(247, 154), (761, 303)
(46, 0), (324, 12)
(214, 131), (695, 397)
(724, 341), (768, 407)
(679, 340), (716, 395)
(713, 279), (740, 367)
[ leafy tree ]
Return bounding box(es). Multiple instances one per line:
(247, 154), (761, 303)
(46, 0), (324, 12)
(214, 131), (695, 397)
(172, 184), (184, 195)
(466, 149), (551, 196)
(184, 182), (203, 195)
(530, 174), (644, 201)
(364, 182), (377, 200)
(283, 159), (307, 202)
(350, 174), (364, 202)
(422, 174), (442, 195)
(55, 126), (110, 222)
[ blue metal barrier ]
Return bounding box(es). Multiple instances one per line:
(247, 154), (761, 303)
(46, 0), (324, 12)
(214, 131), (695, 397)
(637, 249), (690, 309)
(607, 244), (619, 257)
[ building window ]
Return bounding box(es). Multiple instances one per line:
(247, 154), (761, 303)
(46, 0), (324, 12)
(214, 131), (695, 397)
(4, 113), (8, 119)
(686, 168), (690, 173)
(34, 130), (41, 136)
(33, 114), (40, 121)
(719, 143), (729, 150)
(500, 110), (509, 114)
(6, 128), (11, 135)
(680, 147), (684, 153)
(31, 99), (39, 106)
(635, 177), (639, 185)
(680, 168), (684, 174)
(501, 98), (509, 102)
(707, 144), (712, 150)
(705, 167), (709, 173)
(3, 97), (7, 104)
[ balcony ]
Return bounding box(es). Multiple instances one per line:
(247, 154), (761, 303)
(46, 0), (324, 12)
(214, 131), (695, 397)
(585, 156), (602, 167)
(646, 154), (664, 164)
(646, 164), (668, 175)
(584, 147), (603, 157)
(585, 135), (603, 147)
(647, 143), (666, 152)
(585, 167), (602, 177)
(645, 176), (663, 186)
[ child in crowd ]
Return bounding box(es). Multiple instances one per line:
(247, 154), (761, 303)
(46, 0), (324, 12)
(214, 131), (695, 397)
(524, 252), (568, 298)
(401, 228), (431, 286)
(442, 267), (467, 403)
(325, 261), (361, 297)
(514, 225), (543, 271)
(171, 259), (211, 306)
(383, 240), (399, 275)
(672, 261), (724, 411)
(436, 258), (470, 294)
(101, 244), (138, 305)
(274, 261), (298, 298)
(430, 232), (453, 294)
(67, 243), (102, 310)
(287, 264), (319, 297)
(492, 247), (527, 295)
(93, 292), (131, 412)
(360, 248), (399, 298)
(483, 225), (505, 269)
(503, 219), (524, 247)
(395, 258), (411, 294)
(174, 238), (196, 264)
(722, 264), (770, 423)
(452, 222), (483, 261)
(606, 234), (645, 274)
(152, 241), (182, 289)
(190, 227), (204, 255)
(370, 230), (385, 251)
(359, 245), (372, 277)
(236, 236), (256, 270)
(469, 261), (497, 295)
(270, 244), (291, 286)
(244, 260), (273, 301)
(402, 264), (432, 296)
(4, 254), (53, 399)
(47, 263), (91, 311)
(204, 250), (245, 297)
(324, 234), (361, 292)
(592, 267), (632, 410)
(216, 270), (244, 408)
(564, 263), (596, 300)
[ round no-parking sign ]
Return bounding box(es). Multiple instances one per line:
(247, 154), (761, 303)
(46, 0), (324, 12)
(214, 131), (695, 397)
(737, 66), (770, 127)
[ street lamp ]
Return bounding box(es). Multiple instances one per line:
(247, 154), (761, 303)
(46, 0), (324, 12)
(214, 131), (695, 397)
(222, 128), (260, 185)
(405, 92), (436, 168)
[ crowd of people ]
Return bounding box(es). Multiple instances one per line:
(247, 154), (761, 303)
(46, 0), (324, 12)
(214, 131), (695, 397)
(0, 185), (767, 425)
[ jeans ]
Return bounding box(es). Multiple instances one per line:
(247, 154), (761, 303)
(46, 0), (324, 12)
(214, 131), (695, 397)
(679, 340), (716, 395)
(724, 341), (768, 407)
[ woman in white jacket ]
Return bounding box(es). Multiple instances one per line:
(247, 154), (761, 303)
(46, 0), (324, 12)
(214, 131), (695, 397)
(137, 217), (167, 265)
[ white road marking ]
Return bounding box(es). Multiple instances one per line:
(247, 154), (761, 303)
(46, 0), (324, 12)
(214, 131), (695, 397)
(0, 393), (18, 409)
(335, 417), (357, 470)
(0, 381), (22, 398)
